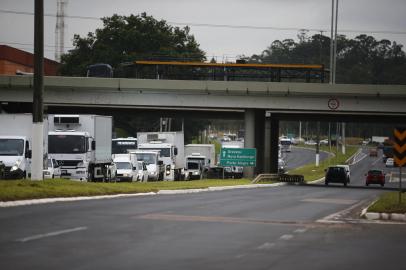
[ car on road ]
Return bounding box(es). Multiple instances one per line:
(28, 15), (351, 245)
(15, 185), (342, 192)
(305, 140), (317, 146)
(369, 148), (378, 157)
(137, 161), (149, 182)
(43, 158), (61, 179)
(278, 158), (286, 174)
(336, 164), (351, 182)
(365, 170), (385, 187)
(325, 166), (349, 186)
(385, 158), (394, 167)
(319, 139), (329, 145)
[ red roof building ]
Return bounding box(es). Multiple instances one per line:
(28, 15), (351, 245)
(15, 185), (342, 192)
(0, 45), (60, 76)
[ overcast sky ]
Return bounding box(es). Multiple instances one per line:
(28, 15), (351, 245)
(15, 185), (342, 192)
(1, 0), (406, 61)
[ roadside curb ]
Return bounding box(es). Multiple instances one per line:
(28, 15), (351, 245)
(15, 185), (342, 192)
(363, 212), (406, 222)
(0, 183), (285, 208)
(360, 200), (406, 222)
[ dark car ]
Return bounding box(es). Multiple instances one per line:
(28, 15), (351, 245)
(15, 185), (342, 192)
(365, 170), (385, 187)
(325, 166), (349, 186)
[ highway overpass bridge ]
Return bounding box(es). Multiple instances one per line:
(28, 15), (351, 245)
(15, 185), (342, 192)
(1, 75), (406, 176)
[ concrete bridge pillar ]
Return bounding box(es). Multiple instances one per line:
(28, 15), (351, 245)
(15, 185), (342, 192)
(243, 109), (266, 178)
(269, 115), (279, 174)
(254, 109), (265, 175)
(244, 109), (255, 178)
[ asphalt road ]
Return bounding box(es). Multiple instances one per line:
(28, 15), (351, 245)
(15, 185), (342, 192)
(0, 146), (405, 270)
(284, 146), (330, 171)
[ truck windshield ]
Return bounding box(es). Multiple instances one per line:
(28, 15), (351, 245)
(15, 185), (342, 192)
(0, 139), (24, 156)
(139, 148), (170, 157)
(136, 153), (156, 165)
(115, 162), (132, 170)
(112, 140), (137, 154)
(49, 135), (87, 154)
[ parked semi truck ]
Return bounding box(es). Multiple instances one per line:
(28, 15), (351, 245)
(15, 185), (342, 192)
(137, 132), (184, 180)
(0, 114), (48, 179)
(48, 114), (116, 181)
(184, 144), (215, 180)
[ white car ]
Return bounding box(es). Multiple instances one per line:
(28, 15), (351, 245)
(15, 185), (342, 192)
(305, 140), (317, 146)
(137, 161), (149, 182)
(385, 158), (394, 167)
(43, 158), (61, 179)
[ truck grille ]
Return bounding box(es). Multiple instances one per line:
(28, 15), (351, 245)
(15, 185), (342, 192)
(58, 160), (81, 167)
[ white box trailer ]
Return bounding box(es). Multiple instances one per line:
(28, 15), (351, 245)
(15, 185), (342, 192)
(0, 113), (48, 179)
(137, 131), (184, 180)
(184, 144), (215, 180)
(184, 144), (216, 167)
(48, 114), (115, 181)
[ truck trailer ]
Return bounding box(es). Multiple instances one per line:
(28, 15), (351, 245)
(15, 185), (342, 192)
(48, 114), (115, 181)
(184, 144), (215, 180)
(137, 132), (184, 180)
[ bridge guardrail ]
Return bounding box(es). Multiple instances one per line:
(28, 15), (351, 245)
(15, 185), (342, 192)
(252, 173), (304, 184)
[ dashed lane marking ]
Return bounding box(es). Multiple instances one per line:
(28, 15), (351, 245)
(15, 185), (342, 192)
(16, 226), (88, 243)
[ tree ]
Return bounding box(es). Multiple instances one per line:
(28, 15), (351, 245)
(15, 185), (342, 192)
(60, 13), (206, 76)
(249, 32), (406, 85)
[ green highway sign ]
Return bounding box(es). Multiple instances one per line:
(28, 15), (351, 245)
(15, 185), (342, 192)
(220, 148), (257, 167)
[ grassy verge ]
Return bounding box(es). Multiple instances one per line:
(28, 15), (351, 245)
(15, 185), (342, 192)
(288, 146), (358, 182)
(368, 192), (406, 214)
(0, 178), (252, 202)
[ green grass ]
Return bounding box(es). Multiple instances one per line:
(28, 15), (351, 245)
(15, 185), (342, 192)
(0, 178), (252, 202)
(368, 192), (406, 213)
(288, 146), (358, 182)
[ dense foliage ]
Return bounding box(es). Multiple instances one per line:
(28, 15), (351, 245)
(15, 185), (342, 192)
(60, 13), (205, 76)
(250, 33), (406, 84)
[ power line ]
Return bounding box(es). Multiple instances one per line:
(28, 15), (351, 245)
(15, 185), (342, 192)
(1, 8), (406, 36)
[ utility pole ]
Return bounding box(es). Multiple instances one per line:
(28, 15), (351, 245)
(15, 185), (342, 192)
(55, 0), (67, 62)
(32, 0), (44, 180)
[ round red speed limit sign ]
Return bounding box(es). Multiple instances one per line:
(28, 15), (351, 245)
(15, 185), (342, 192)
(328, 98), (340, 110)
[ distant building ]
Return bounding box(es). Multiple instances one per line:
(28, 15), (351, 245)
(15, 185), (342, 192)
(0, 45), (60, 76)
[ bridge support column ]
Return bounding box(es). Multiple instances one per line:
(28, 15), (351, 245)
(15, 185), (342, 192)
(268, 115), (279, 174)
(244, 109), (255, 179)
(255, 109), (265, 175)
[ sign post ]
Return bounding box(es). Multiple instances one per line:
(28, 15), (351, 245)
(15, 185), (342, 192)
(220, 148), (256, 167)
(393, 127), (406, 204)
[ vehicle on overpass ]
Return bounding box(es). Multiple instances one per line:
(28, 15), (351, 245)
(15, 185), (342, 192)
(86, 63), (113, 78)
(48, 114), (116, 181)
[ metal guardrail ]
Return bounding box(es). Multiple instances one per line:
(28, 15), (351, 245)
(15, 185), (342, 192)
(252, 173), (304, 184)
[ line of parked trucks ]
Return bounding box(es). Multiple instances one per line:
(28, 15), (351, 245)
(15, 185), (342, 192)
(0, 113), (229, 181)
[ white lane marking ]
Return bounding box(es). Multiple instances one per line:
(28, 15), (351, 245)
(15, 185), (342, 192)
(372, 157), (381, 166)
(279, 234), (294, 241)
(16, 226), (88, 243)
(293, 228), (307, 234)
(302, 198), (357, 205)
(256, 242), (275, 250)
